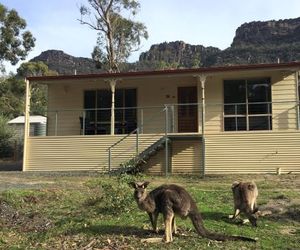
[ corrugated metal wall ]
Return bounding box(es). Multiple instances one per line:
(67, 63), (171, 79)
(143, 140), (202, 175)
(25, 134), (163, 171)
(26, 132), (300, 174)
(206, 132), (300, 174)
(172, 140), (202, 174)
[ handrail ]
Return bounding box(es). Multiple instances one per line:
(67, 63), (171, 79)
(106, 106), (167, 152)
(107, 106), (168, 172)
(107, 127), (138, 151)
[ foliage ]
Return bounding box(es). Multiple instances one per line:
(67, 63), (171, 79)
(17, 61), (58, 77)
(17, 61), (58, 115)
(85, 174), (138, 215)
(0, 3), (35, 72)
(154, 60), (180, 70)
(79, 0), (148, 72)
(0, 115), (15, 157)
(0, 76), (25, 118)
(0, 61), (56, 119)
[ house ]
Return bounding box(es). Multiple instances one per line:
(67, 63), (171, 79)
(23, 62), (300, 174)
(8, 115), (47, 138)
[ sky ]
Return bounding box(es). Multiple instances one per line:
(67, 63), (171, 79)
(2, 0), (300, 73)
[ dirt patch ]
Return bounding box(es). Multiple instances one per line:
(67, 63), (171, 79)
(258, 197), (300, 222)
(0, 199), (52, 232)
(280, 226), (298, 235)
(0, 171), (100, 192)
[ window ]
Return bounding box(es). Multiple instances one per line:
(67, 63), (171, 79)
(83, 89), (137, 134)
(224, 78), (272, 131)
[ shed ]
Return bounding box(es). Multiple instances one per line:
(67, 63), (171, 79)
(8, 116), (47, 137)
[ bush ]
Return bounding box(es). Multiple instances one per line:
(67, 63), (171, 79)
(85, 173), (140, 215)
(0, 115), (15, 158)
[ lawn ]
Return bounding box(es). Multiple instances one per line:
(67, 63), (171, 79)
(0, 172), (299, 249)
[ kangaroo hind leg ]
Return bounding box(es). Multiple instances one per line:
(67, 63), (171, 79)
(172, 216), (177, 234)
(148, 212), (159, 233)
(164, 210), (175, 243)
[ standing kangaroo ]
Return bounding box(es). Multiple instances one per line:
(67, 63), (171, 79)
(130, 181), (256, 243)
(230, 181), (259, 226)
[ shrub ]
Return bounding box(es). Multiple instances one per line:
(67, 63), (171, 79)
(0, 115), (15, 158)
(85, 173), (141, 215)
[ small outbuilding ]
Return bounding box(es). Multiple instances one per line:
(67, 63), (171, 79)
(8, 115), (47, 137)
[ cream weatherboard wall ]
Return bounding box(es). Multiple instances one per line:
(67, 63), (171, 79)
(205, 132), (300, 174)
(142, 140), (202, 175)
(272, 72), (298, 130)
(25, 134), (163, 171)
(171, 140), (202, 174)
(25, 134), (203, 173)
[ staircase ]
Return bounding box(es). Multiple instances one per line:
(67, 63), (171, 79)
(131, 136), (170, 172)
(107, 105), (174, 174)
(108, 135), (170, 174)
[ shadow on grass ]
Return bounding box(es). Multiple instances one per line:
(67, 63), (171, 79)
(201, 211), (229, 221)
(201, 211), (256, 226)
(75, 224), (163, 238)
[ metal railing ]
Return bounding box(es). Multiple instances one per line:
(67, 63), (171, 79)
(28, 100), (300, 137)
(106, 105), (169, 172)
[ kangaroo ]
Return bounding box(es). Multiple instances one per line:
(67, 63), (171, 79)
(230, 181), (259, 226)
(130, 181), (256, 243)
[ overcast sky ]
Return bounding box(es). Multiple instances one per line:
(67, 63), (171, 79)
(2, 0), (300, 73)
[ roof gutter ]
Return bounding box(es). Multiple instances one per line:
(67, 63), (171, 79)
(26, 61), (300, 83)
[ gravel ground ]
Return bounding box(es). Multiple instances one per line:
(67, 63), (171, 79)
(0, 171), (102, 192)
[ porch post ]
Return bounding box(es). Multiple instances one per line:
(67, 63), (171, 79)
(23, 79), (31, 171)
(296, 72), (300, 130)
(196, 75), (206, 177)
(110, 79), (117, 135)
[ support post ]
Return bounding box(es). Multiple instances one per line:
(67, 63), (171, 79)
(82, 111), (86, 135)
(55, 111), (58, 136)
(165, 105), (169, 176)
(110, 79), (117, 135)
(23, 79), (31, 171)
(108, 148), (112, 173)
(296, 72), (300, 130)
(136, 128), (139, 156)
(140, 108), (144, 134)
(196, 75), (207, 177)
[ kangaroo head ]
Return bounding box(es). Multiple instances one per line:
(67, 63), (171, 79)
(129, 181), (150, 201)
(231, 181), (240, 190)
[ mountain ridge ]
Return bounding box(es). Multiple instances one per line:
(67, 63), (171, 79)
(31, 16), (300, 74)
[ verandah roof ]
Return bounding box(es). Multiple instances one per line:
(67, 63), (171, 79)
(26, 61), (300, 83)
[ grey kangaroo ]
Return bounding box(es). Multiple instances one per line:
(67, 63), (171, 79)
(230, 181), (259, 226)
(130, 181), (256, 243)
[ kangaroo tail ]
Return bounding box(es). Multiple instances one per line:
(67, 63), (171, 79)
(189, 212), (257, 242)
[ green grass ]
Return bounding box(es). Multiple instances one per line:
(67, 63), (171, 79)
(0, 174), (299, 249)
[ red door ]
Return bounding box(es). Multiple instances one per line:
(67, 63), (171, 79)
(178, 86), (198, 132)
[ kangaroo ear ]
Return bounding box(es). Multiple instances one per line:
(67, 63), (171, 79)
(143, 181), (150, 188)
(129, 182), (137, 189)
(248, 182), (256, 191)
(232, 181), (240, 190)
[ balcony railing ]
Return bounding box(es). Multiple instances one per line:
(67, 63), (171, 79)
(28, 101), (300, 137)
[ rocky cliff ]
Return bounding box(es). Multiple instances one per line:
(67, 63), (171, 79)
(31, 50), (103, 75)
(232, 17), (300, 47)
(31, 17), (300, 74)
(138, 41), (220, 68)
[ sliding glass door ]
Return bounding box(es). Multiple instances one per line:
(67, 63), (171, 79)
(83, 89), (137, 134)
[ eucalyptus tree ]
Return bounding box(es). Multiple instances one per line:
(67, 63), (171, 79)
(0, 3), (35, 72)
(79, 0), (148, 72)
